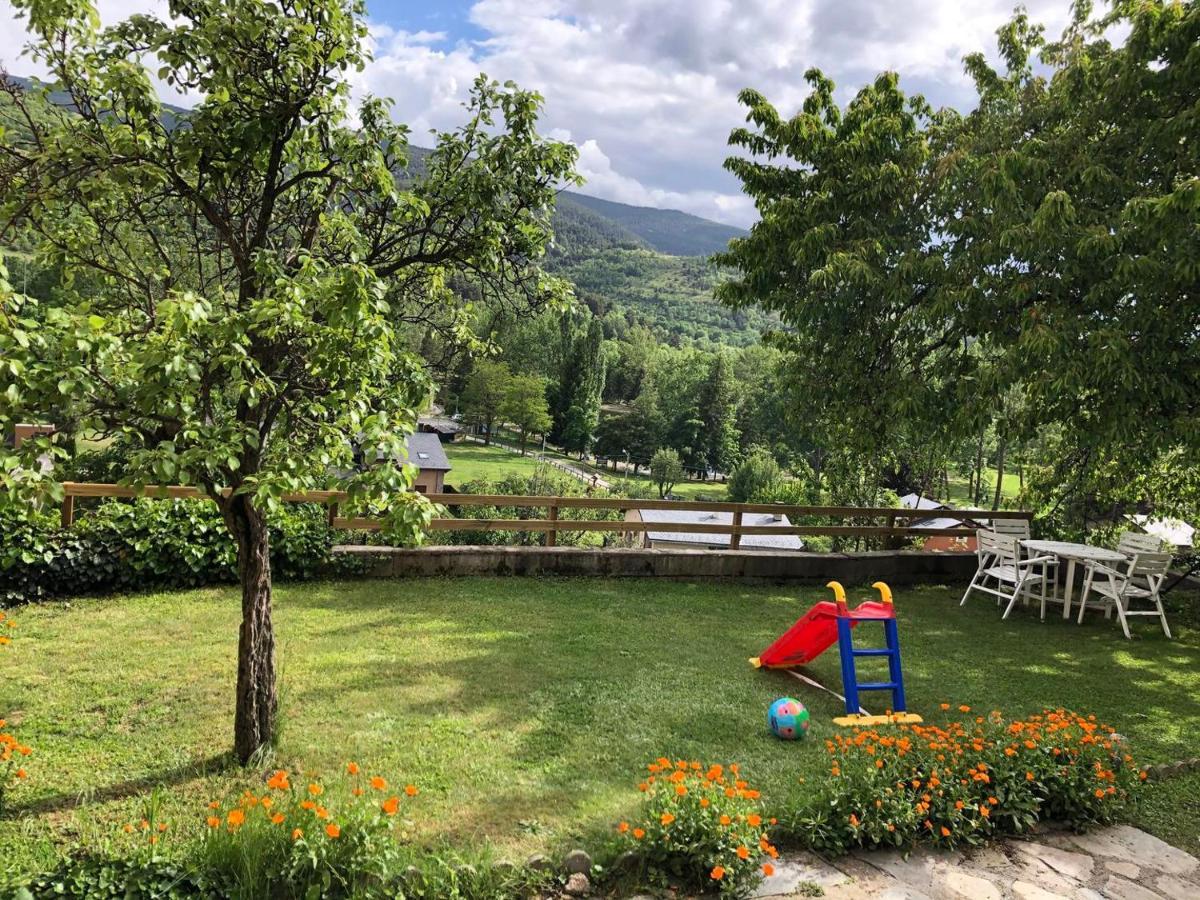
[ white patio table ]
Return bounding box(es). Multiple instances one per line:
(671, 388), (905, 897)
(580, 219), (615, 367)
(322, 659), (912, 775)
(1020, 540), (1128, 620)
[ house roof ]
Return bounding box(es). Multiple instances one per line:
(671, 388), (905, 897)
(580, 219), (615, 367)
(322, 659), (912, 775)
(403, 432), (452, 471)
(1129, 515), (1195, 548)
(418, 414), (461, 435)
(899, 493), (980, 531)
(636, 508), (804, 551)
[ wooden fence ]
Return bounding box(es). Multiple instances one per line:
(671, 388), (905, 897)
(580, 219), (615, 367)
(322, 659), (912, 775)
(58, 482), (1031, 549)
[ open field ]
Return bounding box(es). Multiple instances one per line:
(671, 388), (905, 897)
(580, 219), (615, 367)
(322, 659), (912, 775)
(3, 578), (1199, 873)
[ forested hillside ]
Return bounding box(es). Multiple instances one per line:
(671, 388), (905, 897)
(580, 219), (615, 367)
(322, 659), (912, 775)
(556, 191), (744, 257)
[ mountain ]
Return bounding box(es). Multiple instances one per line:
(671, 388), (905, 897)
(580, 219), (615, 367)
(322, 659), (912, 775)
(6, 75), (762, 344)
(556, 191), (744, 257)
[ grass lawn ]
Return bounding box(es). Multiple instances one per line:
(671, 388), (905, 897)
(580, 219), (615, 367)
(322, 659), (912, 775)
(945, 467), (1023, 506)
(445, 439), (729, 500)
(3, 578), (1199, 873)
(443, 441), (550, 488)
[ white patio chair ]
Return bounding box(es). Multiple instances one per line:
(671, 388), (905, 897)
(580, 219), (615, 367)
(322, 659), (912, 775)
(1115, 531), (1164, 556)
(1077, 540), (1173, 639)
(960, 530), (1058, 620)
(989, 519), (1059, 606)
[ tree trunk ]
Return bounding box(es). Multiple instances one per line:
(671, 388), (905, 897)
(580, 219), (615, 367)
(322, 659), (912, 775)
(483, 417), (492, 446)
(973, 431), (985, 506)
(224, 495), (277, 765)
(992, 438), (1007, 510)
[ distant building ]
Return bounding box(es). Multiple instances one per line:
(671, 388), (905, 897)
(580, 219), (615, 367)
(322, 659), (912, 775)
(625, 508), (804, 552)
(404, 432), (452, 494)
(417, 414), (461, 440)
(1128, 515), (1195, 552)
(898, 493), (983, 552)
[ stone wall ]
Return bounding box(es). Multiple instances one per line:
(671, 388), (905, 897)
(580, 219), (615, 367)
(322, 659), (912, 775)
(333, 545), (977, 585)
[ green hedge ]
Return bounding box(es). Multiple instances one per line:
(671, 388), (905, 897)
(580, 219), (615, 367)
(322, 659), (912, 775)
(0, 500), (367, 606)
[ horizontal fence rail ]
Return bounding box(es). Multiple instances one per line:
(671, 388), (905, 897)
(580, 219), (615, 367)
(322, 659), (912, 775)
(58, 482), (1030, 549)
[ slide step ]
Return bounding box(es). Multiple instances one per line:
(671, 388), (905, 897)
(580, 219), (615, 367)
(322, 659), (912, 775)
(851, 648), (895, 657)
(857, 681), (900, 692)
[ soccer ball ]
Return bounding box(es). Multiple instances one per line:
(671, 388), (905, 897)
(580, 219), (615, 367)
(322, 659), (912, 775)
(768, 697), (810, 740)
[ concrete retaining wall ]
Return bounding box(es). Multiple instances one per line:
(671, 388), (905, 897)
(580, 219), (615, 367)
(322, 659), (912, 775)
(333, 545), (977, 585)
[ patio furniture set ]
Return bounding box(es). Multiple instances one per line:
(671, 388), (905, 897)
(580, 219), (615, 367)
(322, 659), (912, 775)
(960, 522), (1173, 639)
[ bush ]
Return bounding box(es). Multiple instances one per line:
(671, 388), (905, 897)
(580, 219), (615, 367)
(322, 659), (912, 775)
(612, 759), (778, 897)
(780, 707), (1144, 856)
(0, 501), (367, 606)
(727, 448), (781, 503)
(10, 856), (222, 899)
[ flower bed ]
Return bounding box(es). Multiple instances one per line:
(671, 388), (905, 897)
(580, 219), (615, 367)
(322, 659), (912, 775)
(778, 706), (1144, 856)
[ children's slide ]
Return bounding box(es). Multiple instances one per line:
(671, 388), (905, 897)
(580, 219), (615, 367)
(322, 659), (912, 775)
(750, 600), (892, 669)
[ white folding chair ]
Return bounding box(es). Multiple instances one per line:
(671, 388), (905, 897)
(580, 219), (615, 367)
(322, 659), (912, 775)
(989, 519), (1059, 605)
(960, 530), (1058, 619)
(1078, 544), (1173, 639)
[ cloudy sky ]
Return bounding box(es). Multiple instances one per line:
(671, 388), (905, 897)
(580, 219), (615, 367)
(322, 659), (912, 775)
(0, 0), (1076, 226)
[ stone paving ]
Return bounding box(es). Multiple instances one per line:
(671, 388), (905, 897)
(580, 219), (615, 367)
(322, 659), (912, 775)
(753, 824), (1200, 900)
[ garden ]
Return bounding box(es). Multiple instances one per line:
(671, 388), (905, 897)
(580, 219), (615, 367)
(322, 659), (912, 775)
(3, 574), (1199, 896)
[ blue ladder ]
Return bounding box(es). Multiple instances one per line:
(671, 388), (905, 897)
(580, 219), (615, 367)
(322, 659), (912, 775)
(834, 614), (908, 717)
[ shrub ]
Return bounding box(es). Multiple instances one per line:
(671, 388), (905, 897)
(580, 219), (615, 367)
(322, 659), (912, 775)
(727, 448), (781, 503)
(0, 501), (368, 606)
(780, 707), (1143, 856)
(10, 856), (221, 899)
(613, 759), (778, 897)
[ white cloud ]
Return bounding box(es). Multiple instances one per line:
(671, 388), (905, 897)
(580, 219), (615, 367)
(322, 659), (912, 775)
(2, 0), (1081, 227)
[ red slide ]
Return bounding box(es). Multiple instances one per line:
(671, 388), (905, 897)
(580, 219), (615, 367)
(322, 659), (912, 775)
(751, 601), (893, 669)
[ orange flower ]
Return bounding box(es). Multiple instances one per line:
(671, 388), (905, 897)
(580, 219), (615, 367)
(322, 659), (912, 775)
(710, 866), (725, 881)
(371, 776), (387, 791)
(940, 826), (951, 837)
(958, 705), (971, 713)
(675, 785), (687, 796)
(849, 814), (860, 827)
(382, 796), (400, 816)
(979, 805), (990, 818)
(158, 822), (168, 833)
(405, 784), (418, 797)
(208, 800), (220, 809)
(292, 828), (303, 841)
(940, 703), (950, 711)
(267, 771), (290, 790)
(720, 814), (731, 826)
(122, 823), (134, 834)
(325, 823), (340, 839)
(346, 762), (360, 775)
(632, 827), (645, 840)
(660, 812), (675, 826)
(747, 813), (762, 827)
(1094, 789), (1105, 799)
(301, 800), (316, 811)
(227, 809), (245, 827)
(15, 768), (27, 779)
(617, 821), (629, 833)
(699, 797), (710, 808)
(736, 846), (750, 860)
(762, 863), (775, 877)
(315, 806), (329, 820)
(307, 783), (323, 797)
(206, 816), (220, 828)
(271, 813), (285, 825)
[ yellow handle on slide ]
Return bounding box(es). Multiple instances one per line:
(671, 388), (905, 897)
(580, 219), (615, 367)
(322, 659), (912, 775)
(826, 580), (847, 610)
(871, 581), (893, 605)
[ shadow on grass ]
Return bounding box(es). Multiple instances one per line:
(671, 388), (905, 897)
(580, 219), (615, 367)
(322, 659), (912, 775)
(4, 752), (232, 819)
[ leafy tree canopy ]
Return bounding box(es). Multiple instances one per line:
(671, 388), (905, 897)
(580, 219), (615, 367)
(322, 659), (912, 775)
(0, 0), (577, 760)
(717, 0), (1199, 517)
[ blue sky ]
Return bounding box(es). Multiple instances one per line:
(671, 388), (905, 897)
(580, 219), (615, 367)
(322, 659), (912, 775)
(0, 0), (1078, 227)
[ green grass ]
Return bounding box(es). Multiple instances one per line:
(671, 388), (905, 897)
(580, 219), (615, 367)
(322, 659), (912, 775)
(443, 441), (549, 488)
(945, 468), (1023, 506)
(445, 439), (729, 500)
(3, 579), (1199, 873)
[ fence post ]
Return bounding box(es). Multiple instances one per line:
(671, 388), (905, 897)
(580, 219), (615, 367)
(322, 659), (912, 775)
(328, 502), (338, 528)
(61, 493), (75, 529)
(730, 508), (743, 550)
(886, 511), (898, 550)
(546, 503), (558, 547)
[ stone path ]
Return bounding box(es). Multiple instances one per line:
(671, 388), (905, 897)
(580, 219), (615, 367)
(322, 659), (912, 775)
(753, 824), (1199, 900)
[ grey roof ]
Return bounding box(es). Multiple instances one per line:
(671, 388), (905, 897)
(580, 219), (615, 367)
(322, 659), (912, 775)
(637, 508), (804, 551)
(418, 414), (461, 434)
(898, 493), (981, 531)
(403, 432), (452, 471)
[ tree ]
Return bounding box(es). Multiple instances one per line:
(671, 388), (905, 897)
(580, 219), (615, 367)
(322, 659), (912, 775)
(717, 1), (1200, 523)
(500, 375), (552, 455)
(696, 352), (740, 475)
(727, 447), (781, 503)
(0, 0), (576, 762)
(461, 361), (513, 445)
(550, 314), (605, 455)
(649, 448), (684, 499)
